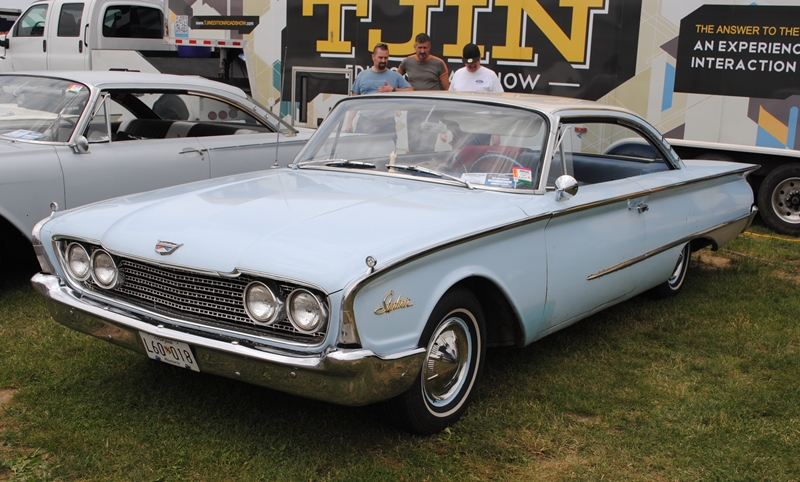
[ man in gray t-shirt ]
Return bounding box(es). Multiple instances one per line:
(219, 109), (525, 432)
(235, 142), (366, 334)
(346, 43), (412, 133)
(397, 33), (450, 91)
(397, 33), (449, 152)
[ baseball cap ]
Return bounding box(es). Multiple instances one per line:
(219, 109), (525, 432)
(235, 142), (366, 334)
(462, 43), (481, 63)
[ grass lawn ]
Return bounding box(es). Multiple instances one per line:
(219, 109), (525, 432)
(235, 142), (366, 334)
(1, 224), (798, 481)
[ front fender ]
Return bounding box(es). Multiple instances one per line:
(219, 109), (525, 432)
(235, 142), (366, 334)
(345, 217), (549, 356)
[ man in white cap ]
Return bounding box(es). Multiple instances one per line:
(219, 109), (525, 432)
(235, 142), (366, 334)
(449, 43), (503, 92)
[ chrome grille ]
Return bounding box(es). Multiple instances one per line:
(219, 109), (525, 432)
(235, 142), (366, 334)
(82, 256), (326, 343)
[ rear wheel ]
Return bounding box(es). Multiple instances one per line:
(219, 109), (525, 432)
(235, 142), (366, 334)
(651, 243), (690, 298)
(386, 288), (486, 434)
(757, 164), (800, 236)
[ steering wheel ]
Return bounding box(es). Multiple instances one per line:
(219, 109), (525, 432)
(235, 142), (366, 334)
(449, 152), (469, 172)
(469, 153), (523, 173)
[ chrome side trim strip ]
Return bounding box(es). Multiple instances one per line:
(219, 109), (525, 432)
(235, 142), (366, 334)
(587, 209), (756, 281)
(552, 166), (757, 219)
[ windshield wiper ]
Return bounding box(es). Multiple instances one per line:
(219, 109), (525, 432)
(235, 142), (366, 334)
(293, 158), (376, 169)
(391, 164), (474, 190)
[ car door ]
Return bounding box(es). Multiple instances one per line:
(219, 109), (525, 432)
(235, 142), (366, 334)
(533, 120), (655, 330)
(9, 4), (49, 71)
(48, 2), (90, 70)
(140, 91), (300, 176)
(57, 93), (209, 209)
(199, 132), (309, 176)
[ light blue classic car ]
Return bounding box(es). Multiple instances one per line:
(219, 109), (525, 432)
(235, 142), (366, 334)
(31, 92), (757, 434)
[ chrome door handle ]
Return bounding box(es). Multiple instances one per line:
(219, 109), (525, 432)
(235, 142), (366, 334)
(628, 199), (649, 213)
(179, 147), (208, 154)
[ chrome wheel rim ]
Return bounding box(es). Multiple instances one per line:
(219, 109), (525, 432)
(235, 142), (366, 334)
(770, 176), (800, 225)
(667, 246), (687, 287)
(422, 316), (472, 408)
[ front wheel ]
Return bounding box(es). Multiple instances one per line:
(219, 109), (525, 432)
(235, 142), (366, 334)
(386, 288), (486, 434)
(757, 164), (800, 236)
(651, 243), (691, 298)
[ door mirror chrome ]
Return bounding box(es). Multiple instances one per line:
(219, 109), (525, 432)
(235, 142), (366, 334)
(71, 135), (90, 154)
(555, 175), (578, 201)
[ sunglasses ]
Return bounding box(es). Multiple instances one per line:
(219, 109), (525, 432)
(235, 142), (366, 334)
(374, 43), (388, 49)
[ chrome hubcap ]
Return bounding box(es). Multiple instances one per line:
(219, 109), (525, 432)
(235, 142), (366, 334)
(771, 177), (800, 225)
(422, 316), (472, 407)
(668, 248), (686, 286)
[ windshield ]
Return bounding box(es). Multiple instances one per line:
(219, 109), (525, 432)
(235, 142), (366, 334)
(296, 98), (547, 190)
(0, 76), (91, 143)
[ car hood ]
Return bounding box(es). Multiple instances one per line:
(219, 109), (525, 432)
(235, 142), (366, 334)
(44, 169), (528, 292)
(0, 137), (49, 153)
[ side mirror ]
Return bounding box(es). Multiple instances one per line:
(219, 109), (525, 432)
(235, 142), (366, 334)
(555, 175), (578, 201)
(0, 37), (8, 49)
(70, 135), (89, 154)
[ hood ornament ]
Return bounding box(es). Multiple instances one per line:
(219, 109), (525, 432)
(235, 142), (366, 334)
(155, 240), (183, 255)
(365, 256), (377, 274)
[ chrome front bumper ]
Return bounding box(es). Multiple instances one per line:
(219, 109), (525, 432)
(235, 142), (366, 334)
(31, 273), (425, 406)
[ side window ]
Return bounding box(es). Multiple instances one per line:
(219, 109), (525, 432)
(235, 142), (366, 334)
(88, 90), (273, 142)
(554, 121), (669, 186)
(57, 3), (84, 38)
(14, 5), (48, 37)
(103, 6), (162, 39)
(141, 93), (265, 127)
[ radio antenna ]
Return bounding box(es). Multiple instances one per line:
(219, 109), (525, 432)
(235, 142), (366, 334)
(273, 45), (289, 168)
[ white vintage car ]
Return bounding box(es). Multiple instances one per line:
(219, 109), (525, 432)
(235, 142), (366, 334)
(31, 92), (757, 434)
(0, 71), (312, 267)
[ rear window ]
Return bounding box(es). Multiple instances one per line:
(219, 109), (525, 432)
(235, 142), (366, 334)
(102, 6), (162, 39)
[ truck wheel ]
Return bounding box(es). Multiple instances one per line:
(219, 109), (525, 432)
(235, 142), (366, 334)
(651, 244), (690, 298)
(757, 164), (800, 236)
(386, 288), (486, 435)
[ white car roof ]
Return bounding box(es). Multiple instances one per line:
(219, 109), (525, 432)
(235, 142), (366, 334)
(374, 90), (636, 118)
(0, 71), (249, 100)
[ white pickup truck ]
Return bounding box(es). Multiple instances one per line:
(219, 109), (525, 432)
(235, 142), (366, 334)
(0, 0), (170, 73)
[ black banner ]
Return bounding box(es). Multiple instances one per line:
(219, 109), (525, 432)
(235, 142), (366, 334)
(675, 5), (800, 99)
(282, 0), (641, 100)
(191, 16), (259, 34)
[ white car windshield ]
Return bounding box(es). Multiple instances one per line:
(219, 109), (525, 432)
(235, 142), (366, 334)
(296, 98), (548, 190)
(0, 76), (90, 143)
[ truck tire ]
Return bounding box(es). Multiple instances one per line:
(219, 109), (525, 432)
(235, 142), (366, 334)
(757, 163), (800, 236)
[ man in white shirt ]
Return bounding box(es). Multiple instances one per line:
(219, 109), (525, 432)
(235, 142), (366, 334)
(449, 43), (504, 93)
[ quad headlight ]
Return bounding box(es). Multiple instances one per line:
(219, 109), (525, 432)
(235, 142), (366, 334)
(90, 249), (119, 289)
(65, 243), (91, 281)
(244, 281), (282, 325)
(287, 289), (327, 333)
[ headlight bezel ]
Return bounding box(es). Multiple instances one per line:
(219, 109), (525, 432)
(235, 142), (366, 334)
(90, 249), (120, 289)
(287, 288), (328, 334)
(243, 281), (283, 325)
(65, 242), (91, 281)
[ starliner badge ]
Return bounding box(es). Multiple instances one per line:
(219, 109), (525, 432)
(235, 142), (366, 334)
(374, 290), (413, 315)
(155, 240), (183, 255)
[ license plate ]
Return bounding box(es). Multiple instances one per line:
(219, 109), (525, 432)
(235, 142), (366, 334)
(140, 332), (200, 372)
